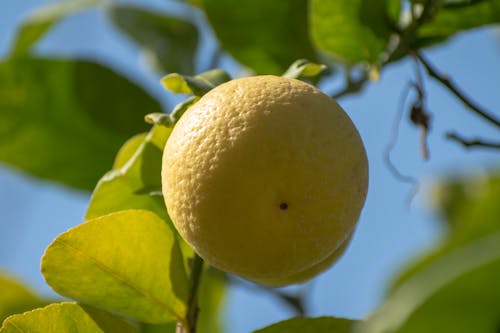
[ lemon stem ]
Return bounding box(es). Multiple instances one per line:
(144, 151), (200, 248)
(179, 253), (204, 333)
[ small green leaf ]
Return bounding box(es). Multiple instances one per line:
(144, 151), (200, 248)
(0, 302), (138, 333)
(10, 0), (102, 55)
(254, 316), (357, 333)
(203, 0), (317, 74)
(311, 0), (395, 64)
(113, 132), (148, 169)
(41, 210), (189, 324)
(356, 232), (500, 333)
(0, 274), (45, 324)
(416, 0), (500, 47)
(86, 125), (170, 221)
(0, 57), (159, 190)
(161, 69), (231, 96)
(107, 5), (198, 74)
(282, 59), (327, 79)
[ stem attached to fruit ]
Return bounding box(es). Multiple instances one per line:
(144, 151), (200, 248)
(178, 253), (204, 333)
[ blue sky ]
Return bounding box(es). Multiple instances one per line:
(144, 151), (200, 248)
(1, 1), (499, 332)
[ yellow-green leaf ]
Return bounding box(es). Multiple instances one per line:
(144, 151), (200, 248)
(41, 210), (189, 324)
(254, 316), (357, 333)
(0, 274), (45, 324)
(0, 302), (138, 333)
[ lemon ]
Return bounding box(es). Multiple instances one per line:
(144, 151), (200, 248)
(162, 75), (368, 286)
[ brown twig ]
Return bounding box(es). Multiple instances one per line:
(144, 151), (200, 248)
(416, 52), (500, 128)
(446, 132), (500, 149)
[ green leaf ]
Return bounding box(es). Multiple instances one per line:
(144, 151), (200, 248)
(0, 302), (138, 333)
(356, 232), (500, 333)
(107, 5), (198, 74)
(416, 0), (500, 47)
(0, 57), (158, 190)
(282, 59), (327, 80)
(10, 0), (102, 55)
(310, 0), (395, 64)
(161, 69), (231, 96)
(0, 274), (45, 324)
(113, 132), (148, 169)
(86, 125), (170, 221)
(254, 316), (357, 333)
(197, 268), (227, 333)
(203, 0), (317, 74)
(41, 210), (189, 324)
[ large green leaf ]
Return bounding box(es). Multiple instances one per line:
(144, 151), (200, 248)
(0, 302), (138, 333)
(254, 316), (357, 333)
(203, 0), (316, 74)
(107, 5), (198, 74)
(10, 0), (102, 55)
(41, 210), (189, 324)
(356, 232), (500, 333)
(0, 274), (45, 324)
(0, 57), (157, 190)
(417, 0), (500, 47)
(310, 0), (396, 64)
(86, 125), (170, 221)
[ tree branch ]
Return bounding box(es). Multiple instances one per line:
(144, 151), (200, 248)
(416, 52), (500, 128)
(446, 132), (500, 149)
(178, 254), (204, 333)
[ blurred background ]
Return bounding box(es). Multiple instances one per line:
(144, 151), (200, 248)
(0, 1), (499, 332)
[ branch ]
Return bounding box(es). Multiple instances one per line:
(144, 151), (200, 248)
(178, 254), (204, 333)
(227, 275), (307, 316)
(446, 132), (500, 149)
(331, 75), (368, 99)
(416, 52), (500, 128)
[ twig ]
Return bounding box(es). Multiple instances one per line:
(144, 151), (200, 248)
(331, 75), (368, 100)
(446, 132), (500, 149)
(179, 254), (204, 333)
(416, 52), (500, 128)
(227, 275), (307, 316)
(384, 82), (420, 207)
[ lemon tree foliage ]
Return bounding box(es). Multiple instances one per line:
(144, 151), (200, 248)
(86, 126), (171, 221)
(0, 303), (138, 333)
(310, 0), (399, 64)
(357, 174), (500, 333)
(107, 5), (198, 75)
(203, 0), (317, 74)
(41, 210), (189, 324)
(9, 0), (102, 56)
(0, 274), (45, 324)
(1, 0), (500, 332)
(0, 57), (156, 190)
(254, 316), (357, 333)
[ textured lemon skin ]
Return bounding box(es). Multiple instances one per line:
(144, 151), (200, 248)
(162, 75), (368, 286)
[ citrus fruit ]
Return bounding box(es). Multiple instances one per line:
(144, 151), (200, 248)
(161, 75), (368, 286)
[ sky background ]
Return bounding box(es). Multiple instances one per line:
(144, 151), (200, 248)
(0, 1), (499, 332)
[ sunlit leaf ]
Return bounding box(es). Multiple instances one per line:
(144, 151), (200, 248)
(203, 0), (316, 74)
(161, 69), (231, 96)
(86, 126), (170, 221)
(0, 57), (158, 190)
(0, 274), (45, 324)
(254, 316), (357, 333)
(112, 132), (148, 169)
(107, 5), (198, 74)
(41, 210), (189, 324)
(417, 0), (500, 47)
(10, 0), (102, 55)
(0, 302), (138, 333)
(282, 59), (327, 79)
(310, 0), (396, 64)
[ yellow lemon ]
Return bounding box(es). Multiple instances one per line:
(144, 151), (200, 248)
(162, 75), (368, 286)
